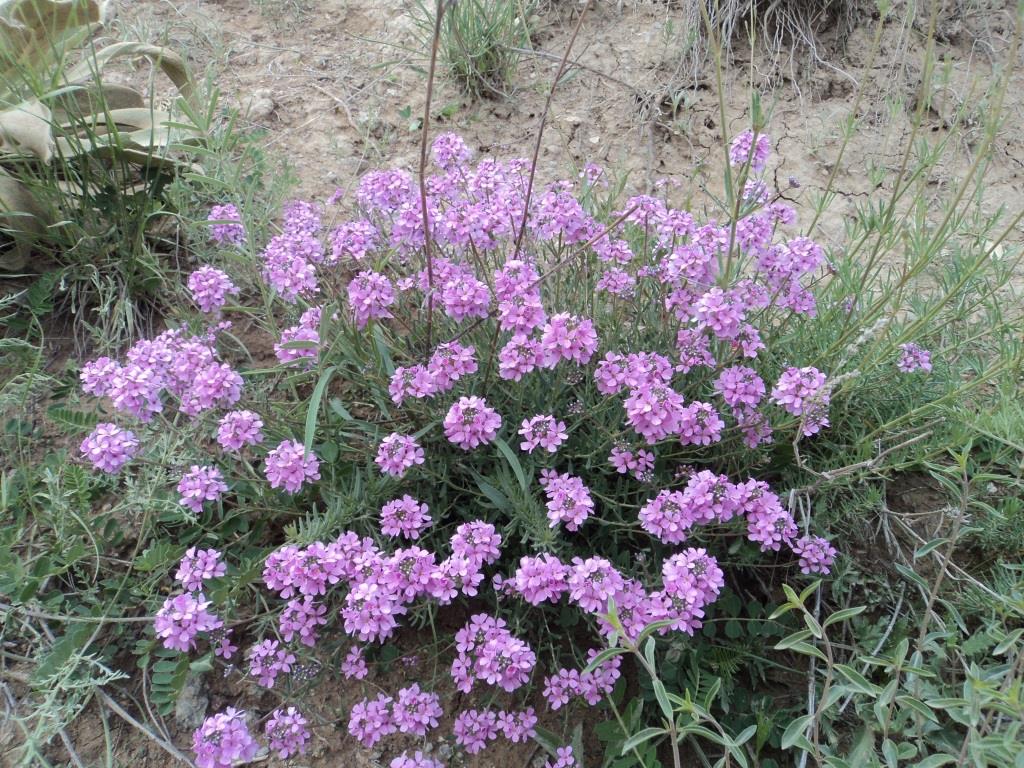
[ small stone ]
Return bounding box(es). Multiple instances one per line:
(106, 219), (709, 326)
(173, 673), (208, 731)
(245, 88), (276, 120)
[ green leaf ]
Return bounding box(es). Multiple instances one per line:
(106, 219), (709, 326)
(835, 664), (881, 696)
(911, 756), (957, 768)
(789, 641), (827, 663)
(652, 678), (673, 722)
(304, 365), (336, 454)
(914, 538), (948, 559)
(583, 646), (626, 674)
(823, 605), (867, 628)
(32, 622), (92, 683)
(46, 406), (99, 432)
(780, 714), (813, 749)
(896, 695), (938, 723)
(775, 629), (813, 650)
(135, 540), (178, 572)
(620, 727), (666, 755)
(993, 628), (1023, 656)
(894, 563), (929, 591)
(493, 437), (528, 493)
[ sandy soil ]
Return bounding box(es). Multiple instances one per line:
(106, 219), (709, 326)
(13, 0), (1023, 766)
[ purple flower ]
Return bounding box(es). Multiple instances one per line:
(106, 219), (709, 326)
(519, 414), (568, 453)
(793, 535), (837, 574)
(444, 396), (502, 450)
(393, 684), (442, 735)
(177, 465), (228, 514)
(342, 645), (368, 679)
(568, 557), (625, 613)
(279, 597), (328, 647)
(154, 593), (222, 652)
(428, 341), (478, 391)
(677, 401), (725, 446)
(715, 366), (766, 410)
(265, 707), (310, 759)
(380, 495), (432, 539)
(897, 342), (933, 373)
(771, 366), (831, 436)
(192, 709), (258, 768)
(542, 472), (594, 531)
(639, 489), (695, 544)
(729, 130), (771, 172)
(509, 554), (568, 605)
(264, 440), (320, 493)
(348, 693), (396, 747)
(348, 270), (395, 329)
(216, 410), (264, 451)
(247, 639), (295, 688)
(80, 356), (120, 396)
(545, 745), (578, 768)
(188, 266), (239, 314)
(375, 433), (425, 477)
(207, 204), (246, 247)
(391, 752), (444, 768)
(80, 423), (139, 473)
(175, 547), (226, 592)
(329, 219), (378, 263)
(453, 709), (499, 754)
(432, 132), (473, 169)
(539, 313), (599, 367)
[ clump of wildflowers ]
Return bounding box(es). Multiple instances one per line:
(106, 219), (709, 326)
(265, 707), (310, 759)
(192, 709), (258, 768)
(898, 342), (933, 373)
(729, 129), (771, 173)
(188, 266), (239, 314)
(771, 366), (831, 436)
(519, 414), (568, 453)
(793, 535), (838, 574)
(375, 433), (425, 477)
(444, 396), (502, 450)
(154, 593), (222, 652)
(177, 465), (228, 514)
(175, 547), (226, 592)
(207, 204), (246, 247)
(264, 440), (320, 493)
(80, 423), (139, 473)
(380, 495), (432, 539)
(216, 410), (263, 451)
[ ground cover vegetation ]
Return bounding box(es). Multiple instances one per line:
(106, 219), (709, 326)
(1, 0), (1022, 767)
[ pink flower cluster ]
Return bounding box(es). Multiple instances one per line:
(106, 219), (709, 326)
(375, 433), (425, 477)
(206, 204), (246, 247)
(177, 465), (228, 514)
(264, 439), (320, 493)
(78, 328), (243, 422)
(898, 342), (933, 373)
(188, 266), (239, 314)
(793, 535), (838, 574)
(216, 409), (264, 451)
(729, 129), (771, 172)
(154, 593), (222, 652)
(175, 547), (226, 592)
(453, 707), (537, 753)
(543, 650), (622, 709)
(519, 414), (568, 453)
(451, 614), (536, 693)
(444, 395), (502, 450)
(265, 706), (310, 759)
(771, 366), (831, 436)
(348, 684), (442, 747)
(192, 709), (258, 768)
(380, 495), (432, 539)
(540, 471), (595, 531)
(80, 423), (139, 473)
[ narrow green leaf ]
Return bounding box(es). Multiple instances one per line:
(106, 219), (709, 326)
(780, 714), (813, 749)
(897, 695), (938, 723)
(914, 538), (948, 559)
(823, 605), (867, 628)
(620, 727), (666, 755)
(493, 437), (528, 493)
(835, 664), (881, 696)
(304, 366), (336, 454)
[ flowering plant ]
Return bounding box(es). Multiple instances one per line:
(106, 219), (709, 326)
(71, 129), (949, 766)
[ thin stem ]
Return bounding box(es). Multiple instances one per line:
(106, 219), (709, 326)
(419, 0), (446, 351)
